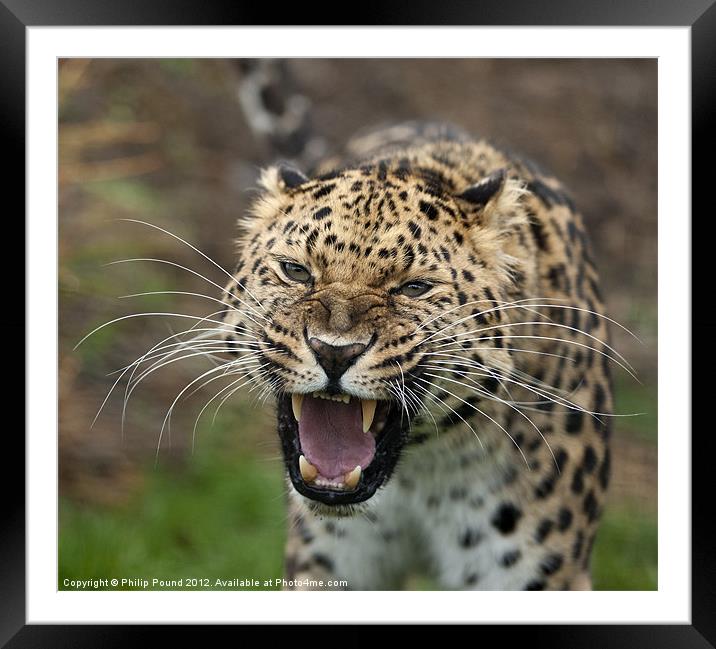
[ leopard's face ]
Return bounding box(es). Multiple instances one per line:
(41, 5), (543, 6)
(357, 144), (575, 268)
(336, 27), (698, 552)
(221, 164), (525, 509)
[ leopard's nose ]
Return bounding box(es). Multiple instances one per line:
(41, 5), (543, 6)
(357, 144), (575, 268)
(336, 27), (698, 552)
(308, 337), (367, 382)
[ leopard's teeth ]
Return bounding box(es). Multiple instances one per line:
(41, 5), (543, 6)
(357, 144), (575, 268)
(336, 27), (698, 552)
(291, 393), (304, 421)
(344, 465), (362, 489)
(361, 399), (378, 433)
(312, 391), (351, 404)
(299, 455), (317, 482)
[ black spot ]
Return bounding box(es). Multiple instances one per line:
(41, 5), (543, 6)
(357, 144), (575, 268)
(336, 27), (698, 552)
(571, 467), (585, 494)
(311, 553), (334, 572)
(313, 207), (332, 220)
(582, 535), (596, 569)
(528, 212), (549, 251)
(407, 220), (422, 240)
(381, 529), (398, 542)
(536, 399), (555, 413)
(535, 449), (567, 499)
(464, 573), (480, 586)
(583, 446), (598, 473)
(419, 200), (439, 221)
(567, 220), (578, 243)
(557, 508), (573, 531)
(566, 409), (584, 434)
(312, 184), (335, 199)
(525, 580), (545, 591)
(453, 231), (464, 245)
(540, 553), (564, 576)
(547, 264), (567, 291)
(501, 549), (522, 567)
(572, 531), (584, 560)
(377, 160), (388, 181)
(527, 179), (566, 209)
(483, 376), (499, 394)
(583, 490), (599, 522)
(462, 270), (475, 282)
(294, 515), (314, 544)
(599, 447), (611, 489)
(535, 474), (556, 499)
(460, 529), (484, 548)
(491, 503), (522, 535)
(555, 447), (569, 471)
(594, 382), (607, 416)
(305, 229), (319, 251)
(535, 518), (554, 543)
(449, 487), (467, 500)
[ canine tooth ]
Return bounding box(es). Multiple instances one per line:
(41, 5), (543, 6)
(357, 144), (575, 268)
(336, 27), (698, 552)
(291, 393), (304, 421)
(361, 399), (378, 433)
(299, 455), (318, 482)
(344, 466), (361, 489)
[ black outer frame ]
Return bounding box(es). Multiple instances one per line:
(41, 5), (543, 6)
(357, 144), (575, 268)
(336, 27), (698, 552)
(8, 0), (710, 643)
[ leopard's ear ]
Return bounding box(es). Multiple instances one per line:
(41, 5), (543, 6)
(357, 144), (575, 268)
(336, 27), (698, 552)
(259, 162), (309, 196)
(456, 169), (526, 231)
(246, 162), (310, 226)
(457, 169), (506, 212)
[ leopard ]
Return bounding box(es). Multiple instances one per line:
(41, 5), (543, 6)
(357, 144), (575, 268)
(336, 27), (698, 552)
(217, 118), (616, 591)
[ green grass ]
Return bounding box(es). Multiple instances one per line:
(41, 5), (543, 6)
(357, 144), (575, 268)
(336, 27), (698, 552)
(592, 504), (657, 590)
(83, 179), (164, 213)
(59, 430), (287, 590)
(613, 375), (658, 445)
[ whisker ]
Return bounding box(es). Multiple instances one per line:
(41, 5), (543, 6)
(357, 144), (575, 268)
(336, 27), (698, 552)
(420, 355), (633, 419)
(415, 296), (543, 333)
(75, 311), (251, 351)
(420, 352), (570, 397)
(117, 218), (267, 313)
(119, 290), (250, 316)
(418, 297), (641, 343)
(191, 366), (270, 452)
(93, 321), (237, 428)
(430, 319), (635, 374)
(421, 370), (552, 471)
(106, 258), (267, 327)
(412, 382), (485, 451)
(415, 376), (530, 469)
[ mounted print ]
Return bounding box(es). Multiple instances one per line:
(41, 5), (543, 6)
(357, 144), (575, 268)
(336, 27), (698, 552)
(12, 8), (702, 638)
(58, 57), (657, 593)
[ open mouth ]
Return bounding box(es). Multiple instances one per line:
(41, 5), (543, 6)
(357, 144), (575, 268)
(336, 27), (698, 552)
(276, 391), (411, 506)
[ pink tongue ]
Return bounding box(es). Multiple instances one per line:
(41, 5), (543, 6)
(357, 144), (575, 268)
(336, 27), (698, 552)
(298, 396), (376, 479)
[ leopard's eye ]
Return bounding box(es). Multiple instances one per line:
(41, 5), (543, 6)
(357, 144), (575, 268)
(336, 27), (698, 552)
(398, 281), (432, 298)
(280, 261), (312, 283)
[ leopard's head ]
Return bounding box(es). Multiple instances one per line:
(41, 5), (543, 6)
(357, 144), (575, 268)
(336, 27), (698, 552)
(220, 160), (531, 511)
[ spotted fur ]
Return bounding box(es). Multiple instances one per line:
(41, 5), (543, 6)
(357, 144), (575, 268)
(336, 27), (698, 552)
(221, 122), (613, 590)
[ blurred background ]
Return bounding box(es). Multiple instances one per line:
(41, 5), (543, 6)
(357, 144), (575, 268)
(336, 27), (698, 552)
(58, 59), (657, 590)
